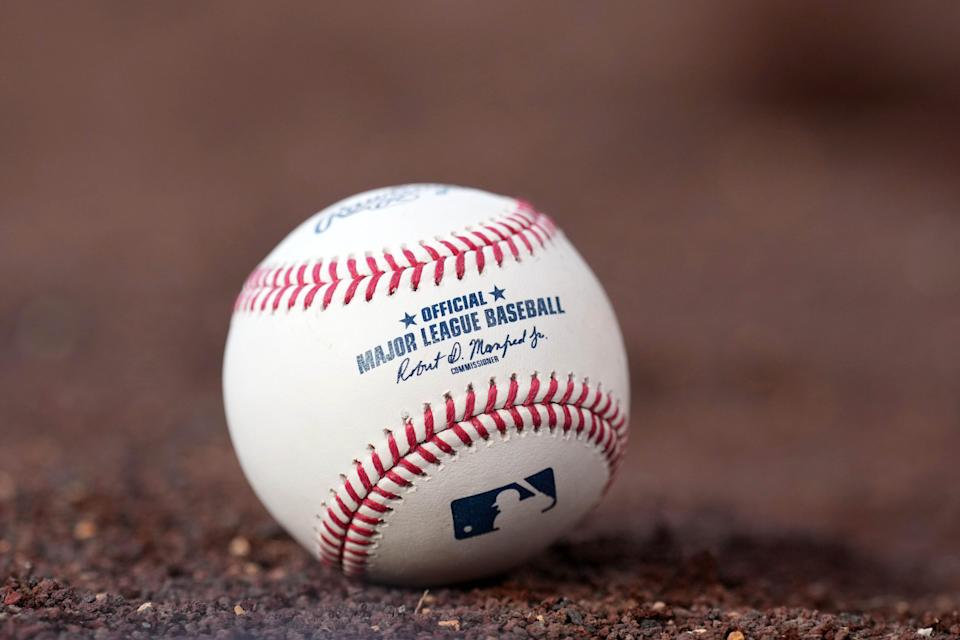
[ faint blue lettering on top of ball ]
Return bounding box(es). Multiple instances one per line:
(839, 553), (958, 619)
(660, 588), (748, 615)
(314, 184), (452, 234)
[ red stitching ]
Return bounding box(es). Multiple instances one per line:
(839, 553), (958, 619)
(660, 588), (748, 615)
(317, 373), (627, 577)
(233, 205), (557, 313)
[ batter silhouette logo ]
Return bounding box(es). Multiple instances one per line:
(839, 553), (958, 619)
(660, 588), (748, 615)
(450, 468), (558, 540)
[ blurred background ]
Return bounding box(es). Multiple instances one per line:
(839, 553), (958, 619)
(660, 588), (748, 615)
(2, 1), (959, 588)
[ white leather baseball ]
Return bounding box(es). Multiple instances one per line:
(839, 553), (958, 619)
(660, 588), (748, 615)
(223, 184), (629, 586)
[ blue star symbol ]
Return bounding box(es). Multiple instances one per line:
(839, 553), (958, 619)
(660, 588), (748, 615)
(400, 312), (417, 328)
(490, 285), (506, 301)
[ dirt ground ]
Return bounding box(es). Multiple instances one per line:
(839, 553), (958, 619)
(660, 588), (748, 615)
(2, 3), (960, 638)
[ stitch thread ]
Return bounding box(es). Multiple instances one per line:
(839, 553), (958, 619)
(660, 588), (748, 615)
(234, 203), (557, 313)
(316, 373), (627, 577)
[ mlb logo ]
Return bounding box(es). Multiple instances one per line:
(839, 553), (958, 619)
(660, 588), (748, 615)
(450, 468), (558, 540)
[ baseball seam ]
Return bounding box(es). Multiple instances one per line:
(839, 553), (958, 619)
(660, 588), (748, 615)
(233, 201), (557, 314)
(365, 424), (611, 576)
(315, 372), (628, 577)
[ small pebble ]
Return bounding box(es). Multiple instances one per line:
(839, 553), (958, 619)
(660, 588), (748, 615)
(565, 609), (584, 624)
(438, 619), (461, 631)
(228, 536), (251, 557)
(234, 604), (246, 616)
(917, 629), (933, 637)
(728, 631), (745, 640)
(73, 520), (97, 541)
(136, 602), (152, 614)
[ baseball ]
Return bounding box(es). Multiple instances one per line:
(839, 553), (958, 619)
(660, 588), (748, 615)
(223, 184), (630, 586)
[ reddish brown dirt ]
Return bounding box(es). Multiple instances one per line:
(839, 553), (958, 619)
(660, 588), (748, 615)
(2, 3), (960, 638)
